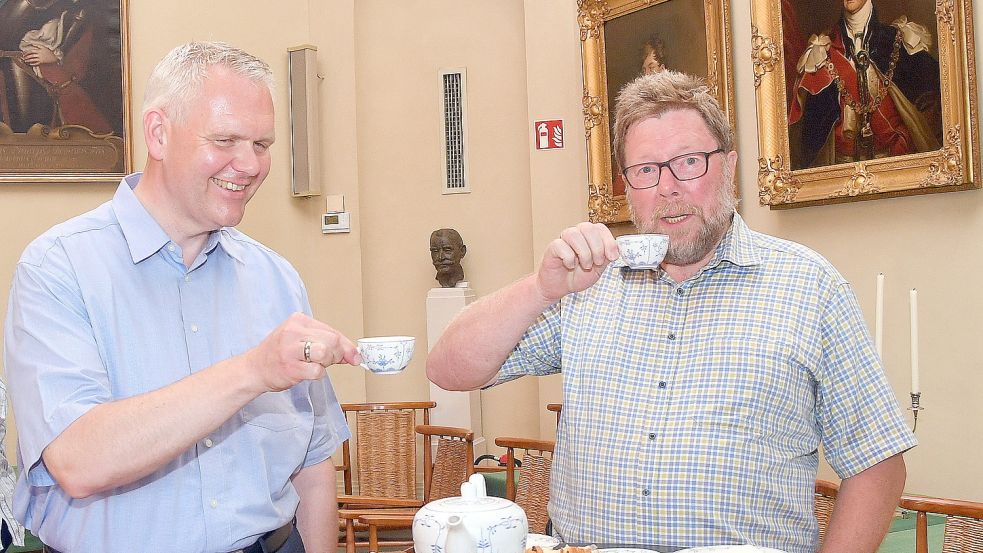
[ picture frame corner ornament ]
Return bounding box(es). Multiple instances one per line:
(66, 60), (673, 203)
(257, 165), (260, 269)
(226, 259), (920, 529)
(757, 155), (799, 205)
(577, 0), (608, 41)
(924, 126), (965, 187)
(588, 183), (619, 224)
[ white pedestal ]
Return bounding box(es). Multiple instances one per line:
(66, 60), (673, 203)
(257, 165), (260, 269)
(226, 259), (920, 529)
(426, 285), (485, 456)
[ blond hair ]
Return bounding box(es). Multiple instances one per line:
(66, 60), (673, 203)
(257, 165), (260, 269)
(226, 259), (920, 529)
(612, 70), (733, 172)
(142, 41), (274, 123)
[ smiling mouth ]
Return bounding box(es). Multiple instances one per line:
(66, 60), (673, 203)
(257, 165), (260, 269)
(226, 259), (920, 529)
(662, 214), (690, 223)
(211, 178), (246, 192)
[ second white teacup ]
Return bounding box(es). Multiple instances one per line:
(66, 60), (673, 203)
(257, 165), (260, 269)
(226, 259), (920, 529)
(614, 233), (670, 269)
(357, 336), (415, 374)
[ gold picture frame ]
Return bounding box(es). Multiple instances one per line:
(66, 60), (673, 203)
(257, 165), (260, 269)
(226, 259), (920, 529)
(579, 0), (736, 224)
(753, 0), (980, 208)
(0, 0), (132, 184)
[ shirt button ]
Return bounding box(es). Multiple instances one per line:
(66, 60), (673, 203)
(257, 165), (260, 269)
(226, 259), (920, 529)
(204, 438), (213, 447)
(648, 432), (656, 441)
(642, 489), (651, 496)
(167, 245), (175, 252)
(676, 288), (684, 296)
(210, 499), (218, 508)
(658, 381), (667, 389)
(184, 275), (191, 282)
(667, 332), (676, 341)
(191, 324), (199, 333)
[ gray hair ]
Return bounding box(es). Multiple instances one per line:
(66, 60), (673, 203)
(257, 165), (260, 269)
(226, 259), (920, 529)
(142, 41), (274, 122)
(612, 70), (733, 172)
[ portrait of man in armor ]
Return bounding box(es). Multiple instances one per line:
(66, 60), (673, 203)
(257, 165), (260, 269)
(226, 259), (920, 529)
(0, 0), (126, 176)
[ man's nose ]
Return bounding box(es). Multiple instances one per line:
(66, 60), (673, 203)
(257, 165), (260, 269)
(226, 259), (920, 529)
(232, 144), (262, 175)
(658, 165), (682, 197)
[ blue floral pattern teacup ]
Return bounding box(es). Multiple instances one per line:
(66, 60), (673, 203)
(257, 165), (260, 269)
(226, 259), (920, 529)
(613, 233), (669, 270)
(357, 336), (415, 374)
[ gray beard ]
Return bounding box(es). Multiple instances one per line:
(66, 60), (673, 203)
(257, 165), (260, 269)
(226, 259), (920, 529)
(662, 208), (733, 265)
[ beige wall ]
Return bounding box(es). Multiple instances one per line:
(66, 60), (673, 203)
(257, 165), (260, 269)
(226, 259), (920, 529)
(1, 0), (979, 503)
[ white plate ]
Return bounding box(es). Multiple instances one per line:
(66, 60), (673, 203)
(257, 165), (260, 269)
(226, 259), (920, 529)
(527, 534), (561, 548)
(676, 546), (787, 553)
(598, 549), (657, 553)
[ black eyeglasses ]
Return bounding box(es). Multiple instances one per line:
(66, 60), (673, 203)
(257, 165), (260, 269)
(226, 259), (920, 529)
(621, 149), (725, 190)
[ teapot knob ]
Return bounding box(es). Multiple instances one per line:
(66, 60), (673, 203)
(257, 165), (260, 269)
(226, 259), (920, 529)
(468, 473), (487, 498)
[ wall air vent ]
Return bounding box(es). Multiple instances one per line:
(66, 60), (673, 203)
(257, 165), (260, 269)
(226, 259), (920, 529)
(439, 68), (470, 194)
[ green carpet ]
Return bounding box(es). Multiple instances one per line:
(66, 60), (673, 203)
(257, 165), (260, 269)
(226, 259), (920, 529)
(7, 530), (41, 553)
(877, 512), (946, 553)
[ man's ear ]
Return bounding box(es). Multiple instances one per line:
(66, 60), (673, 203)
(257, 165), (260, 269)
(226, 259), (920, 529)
(460, 245), (467, 258)
(144, 108), (168, 161)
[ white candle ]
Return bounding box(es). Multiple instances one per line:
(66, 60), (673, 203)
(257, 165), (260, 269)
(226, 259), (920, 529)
(909, 289), (920, 394)
(875, 273), (884, 359)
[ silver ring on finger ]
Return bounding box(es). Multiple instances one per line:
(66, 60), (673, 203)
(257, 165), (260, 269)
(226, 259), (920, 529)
(303, 340), (313, 363)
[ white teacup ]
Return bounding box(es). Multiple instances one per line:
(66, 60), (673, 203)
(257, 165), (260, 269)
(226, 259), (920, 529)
(613, 233), (670, 269)
(357, 336), (415, 374)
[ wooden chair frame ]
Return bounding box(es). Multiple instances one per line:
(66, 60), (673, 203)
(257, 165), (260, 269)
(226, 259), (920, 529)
(899, 494), (983, 553)
(340, 423), (474, 553)
(495, 436), (555, 534)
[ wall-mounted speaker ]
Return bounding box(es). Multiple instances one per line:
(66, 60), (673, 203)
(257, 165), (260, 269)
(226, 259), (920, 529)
(288, 45), (321, 197)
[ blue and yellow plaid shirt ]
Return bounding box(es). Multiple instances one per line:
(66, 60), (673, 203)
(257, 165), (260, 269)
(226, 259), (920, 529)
(496, 213), (916, 553)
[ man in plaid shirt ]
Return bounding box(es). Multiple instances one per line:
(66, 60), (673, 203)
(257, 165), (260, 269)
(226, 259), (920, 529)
(428, 71), (915, 553)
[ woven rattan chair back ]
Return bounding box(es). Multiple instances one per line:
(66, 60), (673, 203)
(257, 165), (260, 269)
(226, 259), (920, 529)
(339, 402), (435, 498)
(354, 409), (416, 498)
(495, 437), (555, 534)
(942, 516), (983, 553)
(900, 494), (983, 553)
(814, 480), (839, 546)
(418, 424), (475, 503)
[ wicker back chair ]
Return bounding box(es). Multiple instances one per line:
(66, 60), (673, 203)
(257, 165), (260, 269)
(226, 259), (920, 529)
(814, 479), (839, 546)
(337, 402), (435, 497)
(336, 402), (434, 553)
(494, 437), (555, 534)
(899, 494), (983, 553)
(339, 421), (475, 553)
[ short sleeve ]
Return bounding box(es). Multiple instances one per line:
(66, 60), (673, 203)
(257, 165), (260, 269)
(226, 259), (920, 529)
(4, 252), (111, 487)
(303, 375), (351, 468)
(492, 301), (563, 386)
(815, 283), (917, 478)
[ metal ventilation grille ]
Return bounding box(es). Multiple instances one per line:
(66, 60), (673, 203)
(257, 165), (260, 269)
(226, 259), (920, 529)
(440, 69), (469, 194)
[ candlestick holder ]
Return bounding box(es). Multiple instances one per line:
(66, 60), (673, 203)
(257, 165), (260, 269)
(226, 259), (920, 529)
(909, 392), (923, 432)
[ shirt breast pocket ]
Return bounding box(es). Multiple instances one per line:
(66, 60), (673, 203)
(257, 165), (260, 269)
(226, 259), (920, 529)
(240, 390), (304, 431)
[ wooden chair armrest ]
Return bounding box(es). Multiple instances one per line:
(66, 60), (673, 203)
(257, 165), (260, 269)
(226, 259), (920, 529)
(357, 513), (417, 528)
(473, 466), (506, 474)
(338, 495), (423, 509)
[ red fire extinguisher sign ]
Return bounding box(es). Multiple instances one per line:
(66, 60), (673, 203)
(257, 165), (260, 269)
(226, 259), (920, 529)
(534, 119), (563, 150)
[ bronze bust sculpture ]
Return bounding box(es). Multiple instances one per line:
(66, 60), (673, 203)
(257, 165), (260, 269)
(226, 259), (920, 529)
(430, 228), (467, 287)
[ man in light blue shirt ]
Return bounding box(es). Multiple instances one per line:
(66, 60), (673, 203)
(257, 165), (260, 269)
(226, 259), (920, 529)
(4, 42), (356, 552)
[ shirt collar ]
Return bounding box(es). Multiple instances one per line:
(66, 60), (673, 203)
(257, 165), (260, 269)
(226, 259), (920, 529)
(844, 1), (873, 41)
(705, 211), (760, 271)
(112, 172), (244, 265)
(112, 173), (172, 264)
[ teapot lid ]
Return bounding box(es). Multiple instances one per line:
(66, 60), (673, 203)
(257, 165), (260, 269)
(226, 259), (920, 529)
(421, 474), (520, 514)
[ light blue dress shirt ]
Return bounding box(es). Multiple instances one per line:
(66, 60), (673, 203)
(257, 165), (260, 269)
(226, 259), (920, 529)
(4, 174), (351, 552)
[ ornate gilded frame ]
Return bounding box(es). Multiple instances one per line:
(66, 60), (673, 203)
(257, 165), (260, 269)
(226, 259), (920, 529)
(0, 0), (132, 184)
(579, 0), (736, 223)
(753, 0), (979, 208)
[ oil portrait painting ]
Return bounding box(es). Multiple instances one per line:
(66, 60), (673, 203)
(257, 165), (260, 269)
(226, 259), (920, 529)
(0, 0), (129, 183)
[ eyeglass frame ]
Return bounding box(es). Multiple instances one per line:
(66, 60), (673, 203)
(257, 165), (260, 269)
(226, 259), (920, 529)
(620, 148), (726, 190)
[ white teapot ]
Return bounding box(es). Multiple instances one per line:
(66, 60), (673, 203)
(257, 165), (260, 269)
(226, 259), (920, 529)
(413, 473), (529, 553)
